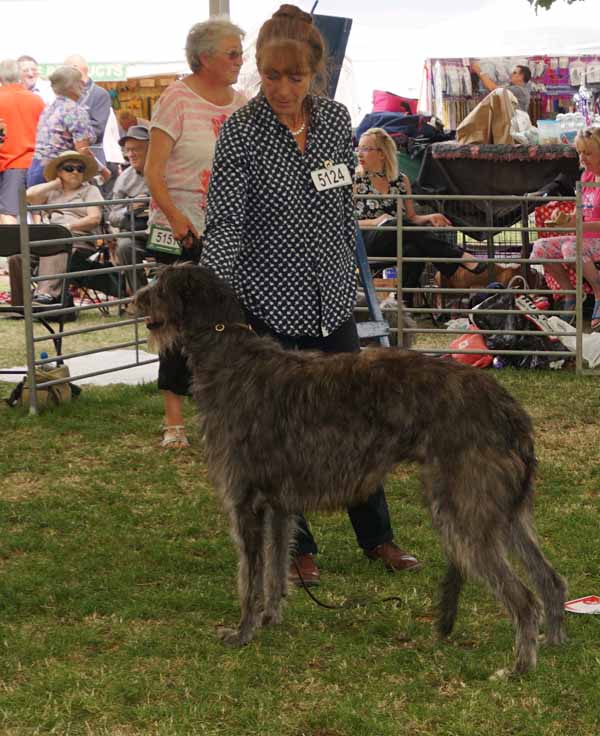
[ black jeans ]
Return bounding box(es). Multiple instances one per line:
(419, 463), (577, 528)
(246, 312), (394, 555)
(362, 225), (464, 302)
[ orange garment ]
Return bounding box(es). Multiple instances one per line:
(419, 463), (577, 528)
(0, 84), (45, 171)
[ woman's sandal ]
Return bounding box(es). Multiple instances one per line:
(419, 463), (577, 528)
(591, 299), (600, 331)
(161, 424), (190, 449)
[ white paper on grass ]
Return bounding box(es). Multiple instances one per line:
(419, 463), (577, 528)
(564, 595), (600, 614)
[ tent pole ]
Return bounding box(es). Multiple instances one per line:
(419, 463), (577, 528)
(209, 0), (230, 17)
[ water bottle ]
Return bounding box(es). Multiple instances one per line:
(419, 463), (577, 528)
(39, 351), (55, 372)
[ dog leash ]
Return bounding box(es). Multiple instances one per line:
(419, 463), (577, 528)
(292, 559), (404, 610)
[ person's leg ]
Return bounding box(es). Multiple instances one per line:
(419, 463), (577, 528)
(532, 237), (576, 320)
(158, 347), (192, 448)
(561, 238), (600, 328)
(0, 169), (27, 224)
(363, 227), (425, 305)
(36, 253), (69, 300)
(26, 159), (46, 188)
(404, 230), (482, 278)
(115, 236), (148, 294)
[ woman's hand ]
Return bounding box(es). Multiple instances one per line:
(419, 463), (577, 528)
(427, 212), (452, 228)
(167, 210), (199, 246)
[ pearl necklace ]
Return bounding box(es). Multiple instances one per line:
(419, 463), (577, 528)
(290, 119), (306, 137)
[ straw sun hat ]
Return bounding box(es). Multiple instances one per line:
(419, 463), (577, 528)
(43, 150), (98, 182)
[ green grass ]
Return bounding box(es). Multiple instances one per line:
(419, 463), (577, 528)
(1, 366), (600, 734)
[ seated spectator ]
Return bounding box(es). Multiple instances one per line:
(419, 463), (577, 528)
(118, 110), (150, 136)
(107, 125), (150, 293)
(8, 151), (103, 305)
(28, 66), (96, 186)
(355, 127), (485, 303)
(531, 126), (600, 330)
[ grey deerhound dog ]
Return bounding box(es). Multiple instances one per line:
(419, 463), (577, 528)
(134, 264), (567, 675)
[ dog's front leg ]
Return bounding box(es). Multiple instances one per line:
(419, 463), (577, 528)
(260, 509), (296, 628)
(217, 501), (265, 646)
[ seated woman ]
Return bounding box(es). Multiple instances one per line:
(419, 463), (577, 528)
(531, 126), (600, 330)
(354, 127), (485, 304)
(8, 150), (106, 305)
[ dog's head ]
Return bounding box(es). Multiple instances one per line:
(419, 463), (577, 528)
(133, 264), (245, 353)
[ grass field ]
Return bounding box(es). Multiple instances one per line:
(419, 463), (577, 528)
(1, 273), (600, 735)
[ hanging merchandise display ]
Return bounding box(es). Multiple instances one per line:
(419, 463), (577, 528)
(420, 54), (600, 130)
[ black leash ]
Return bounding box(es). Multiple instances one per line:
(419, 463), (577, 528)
(292, 558), (404, 610)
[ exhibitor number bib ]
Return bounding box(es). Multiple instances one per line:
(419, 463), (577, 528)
(311, 162), (352, 192)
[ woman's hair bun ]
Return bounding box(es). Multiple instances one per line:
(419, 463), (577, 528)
(273, 4), (313, 24)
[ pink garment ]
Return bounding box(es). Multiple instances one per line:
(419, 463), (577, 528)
(149, 80), (245, 235)
(532, 168), (600, 293)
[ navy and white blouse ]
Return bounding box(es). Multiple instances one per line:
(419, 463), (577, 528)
(202, 93), (356, 338)
(354, 173), (407, 221)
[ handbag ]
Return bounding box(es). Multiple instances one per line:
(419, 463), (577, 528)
(449, 325), (493, 368)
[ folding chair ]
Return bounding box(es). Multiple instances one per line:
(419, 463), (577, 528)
(0, 224), (73, 374)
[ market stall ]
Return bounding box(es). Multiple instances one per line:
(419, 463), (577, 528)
(419, 54), (600, 128)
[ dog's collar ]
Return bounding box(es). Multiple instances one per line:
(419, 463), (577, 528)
(208, 322), (253, 333)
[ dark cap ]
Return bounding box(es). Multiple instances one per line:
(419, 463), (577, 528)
(119, 124), (149, 146)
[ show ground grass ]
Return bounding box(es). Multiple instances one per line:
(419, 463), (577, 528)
(1, 278), (600, 735)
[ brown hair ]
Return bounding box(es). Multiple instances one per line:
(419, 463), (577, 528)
(256, 4), (327, 93)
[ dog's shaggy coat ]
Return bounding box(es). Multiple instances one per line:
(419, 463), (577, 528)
(134, 265), (567, 674)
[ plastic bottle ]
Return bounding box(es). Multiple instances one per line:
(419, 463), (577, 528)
(39, 351), (55, 372)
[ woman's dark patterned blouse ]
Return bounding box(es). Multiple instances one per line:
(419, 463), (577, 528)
(354, 173), (407, 221)
(202, 93), (356, 338)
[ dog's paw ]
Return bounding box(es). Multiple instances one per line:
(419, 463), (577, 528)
(216, 626), (252, 646)
(259, 609), (283, 628)
(543, 628), (568, 646)
(489, 667), (512, 682)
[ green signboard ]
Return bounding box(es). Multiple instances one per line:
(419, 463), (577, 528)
(39, 63), (128, 82)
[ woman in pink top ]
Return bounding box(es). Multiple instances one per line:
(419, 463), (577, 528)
(532, 127), (600, 330)
(145, 18), (246, 448)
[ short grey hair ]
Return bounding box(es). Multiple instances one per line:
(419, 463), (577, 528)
(49, 65), (83, 96)
(185, 18), (245, 73)
(0, 59), (20, 85)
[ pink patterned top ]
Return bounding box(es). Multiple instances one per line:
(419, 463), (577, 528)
(149, 79), (245, 235)
(581, 168), (600, 237)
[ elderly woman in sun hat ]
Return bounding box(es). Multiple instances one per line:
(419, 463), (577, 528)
(8, 149), (103, 305)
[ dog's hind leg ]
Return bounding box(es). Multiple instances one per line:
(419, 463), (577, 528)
(260, 509), (296, 629)
(465, 542), (541, 675)
(510, 514), (568, 646)
(218, 499), (266, 647)
(437, 561), (463, 638)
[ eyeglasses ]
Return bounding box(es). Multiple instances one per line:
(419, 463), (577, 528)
(60, 164), (85, 173)
(357, 146), (380, 153)
(220, 50), (243, 60)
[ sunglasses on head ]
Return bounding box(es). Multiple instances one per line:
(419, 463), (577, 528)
(60, 164), (85, 173)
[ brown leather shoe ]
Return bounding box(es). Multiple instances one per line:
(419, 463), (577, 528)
(364, 541), (422, 572)
(289, 553), (320, 587)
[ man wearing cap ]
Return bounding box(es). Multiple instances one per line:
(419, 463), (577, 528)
(108, 125), (151, 292)
(0, 59), (45, 224)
